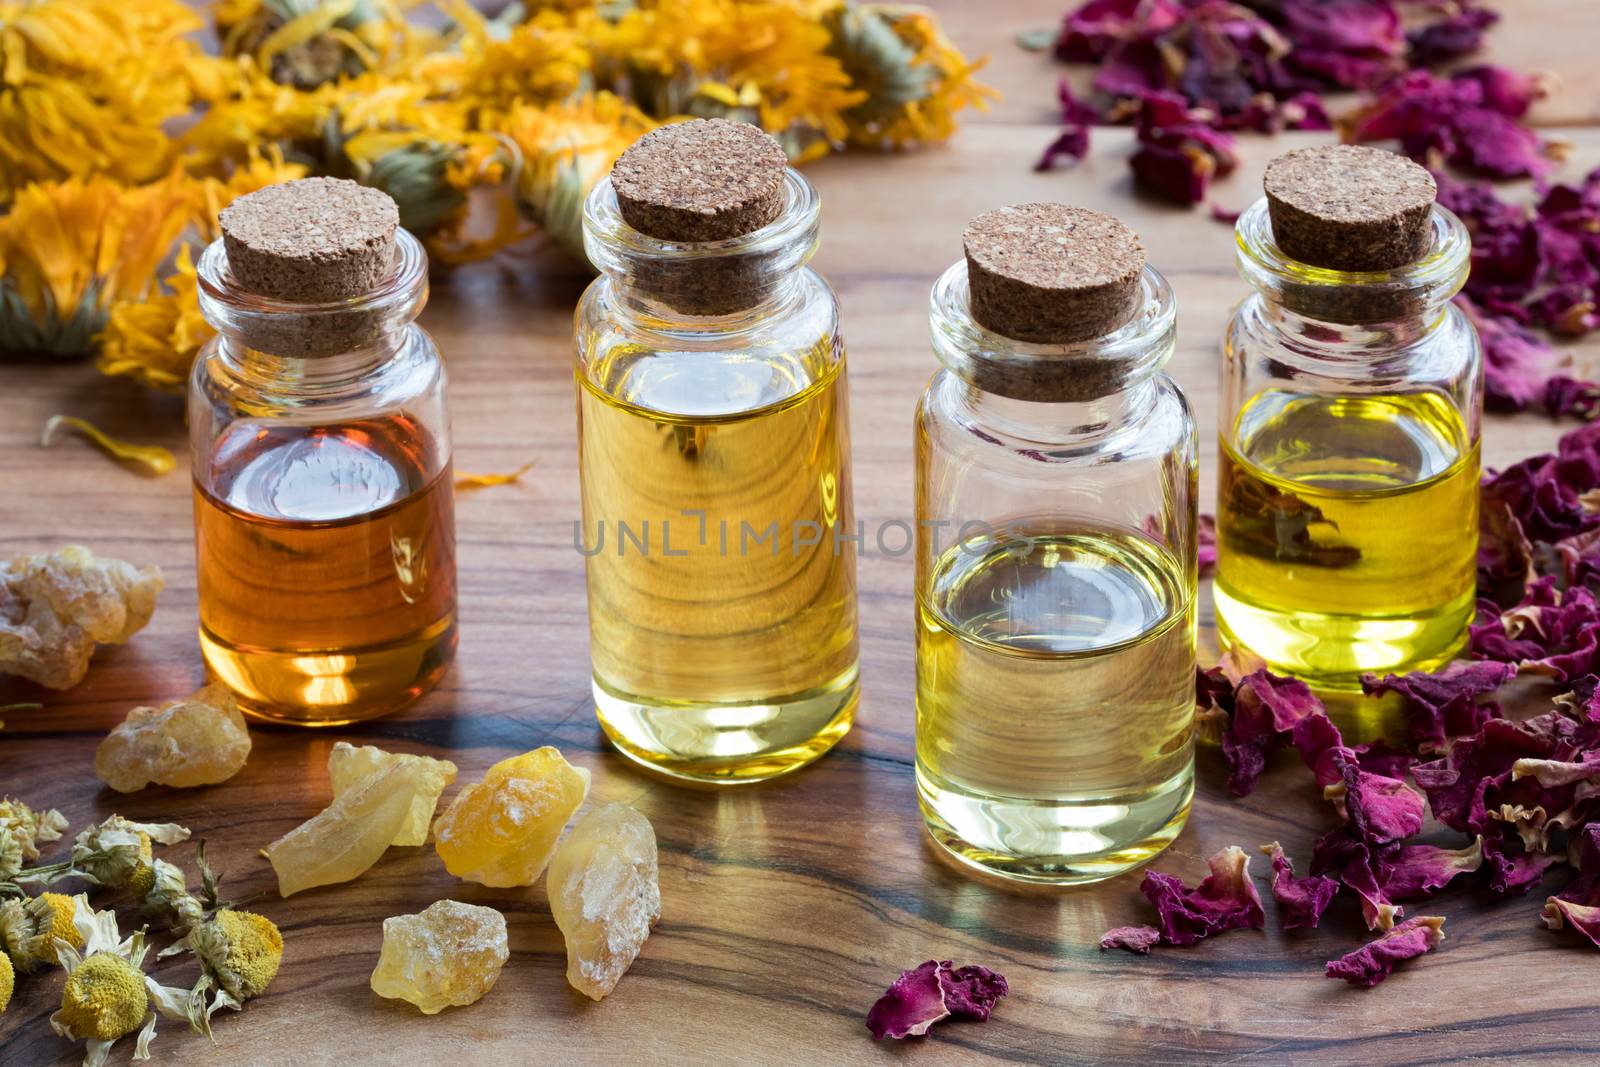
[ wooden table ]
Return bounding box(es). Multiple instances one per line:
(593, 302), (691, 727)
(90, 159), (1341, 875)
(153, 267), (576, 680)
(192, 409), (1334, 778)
(4, 3), (1599, 1063)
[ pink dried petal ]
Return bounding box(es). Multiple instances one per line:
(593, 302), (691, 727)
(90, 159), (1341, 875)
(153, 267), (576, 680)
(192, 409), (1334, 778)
(1198, 513), (1217, 576)
(866, 961), (949, 1039)
(1360, 659), (1514, 755)
(1262, 842), (1338, 930)
(937, 963), (1008, 1021)
(1381, 838), (1485, 899)
(1542, 897), (1600, 947)
(1327, 758), (1426, 844)
(1141, 844), (1266, 946)
(1098, 925), (1162, 953)
(1408, 8), (1498, 67)
(1325, 916), (1447, 987)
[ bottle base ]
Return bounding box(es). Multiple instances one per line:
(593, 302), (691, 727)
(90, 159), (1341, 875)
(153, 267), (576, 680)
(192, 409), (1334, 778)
(916, 764), (1193, 886)
(1213, 582), (1472, 691)
(593, 664), (859, 785)
(199, 616), (457, 726)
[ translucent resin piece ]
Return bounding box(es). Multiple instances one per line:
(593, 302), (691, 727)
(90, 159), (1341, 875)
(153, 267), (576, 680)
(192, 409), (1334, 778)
(432, 747), (590, 887)
(547, 803), (660, 1000)
(327, 742), (457, 846)
(370, 900), (508, 1014)
(264, 759), (444, 896)
(94, 684), (251, 792)
(0, 545), (162, 689)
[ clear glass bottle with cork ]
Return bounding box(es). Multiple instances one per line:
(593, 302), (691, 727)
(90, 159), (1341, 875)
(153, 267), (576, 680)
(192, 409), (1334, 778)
(915, 204), (1197, 885)
(190, 177), (457, 725)
(1215, 145), (1481, 691)
(575, 119), (859, 784)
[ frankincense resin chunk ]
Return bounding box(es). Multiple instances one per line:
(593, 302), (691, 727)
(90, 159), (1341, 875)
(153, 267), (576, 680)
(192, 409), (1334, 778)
(94, 684), (251, 792)
(264, 758), (448, 896)
(432, 747), (590, 887)
(327, 742), (457, 846)
(547, 803), (661, 1000)
(370, 900), (508, 1014)
(0, 545), (162, 689)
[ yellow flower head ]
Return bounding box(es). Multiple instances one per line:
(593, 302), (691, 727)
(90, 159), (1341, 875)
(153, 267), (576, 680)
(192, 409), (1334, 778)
(418, 2), (590, 120)
(216, 0), (425, 89)
(0, 0), (220, 199)
(0, 891), (85, 972)
(203, 910), (282, 1001)
(59, 953), (147, 1041)
(0, 171), (195, 357)
(0, 948), (13, 1014)
(97, 246), (209, 393)
(496, 91), (656, 263)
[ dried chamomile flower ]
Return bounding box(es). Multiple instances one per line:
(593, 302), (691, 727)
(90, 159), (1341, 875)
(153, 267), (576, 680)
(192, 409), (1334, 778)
(0, 948), (12, 1014)
(433, 747), (590, 888)
(94, 684), (251, 792)
(0, 545), (163, 690)
(370, 900), (508, 1015)
(141, 859), (204, 936)
(44, 817), (191, 892)
(547, 804), (660, 1001)
(0, 891), (86, 971)
(264, 758), (441, 896)
(327, 742), (457, 847)
(163, 909), (282, 1020)
(0, 797), (69, 879)
(50, 902), (205, 1067)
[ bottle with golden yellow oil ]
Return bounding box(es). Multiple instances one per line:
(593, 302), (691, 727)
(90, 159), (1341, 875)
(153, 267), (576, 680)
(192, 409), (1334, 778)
(915, 204), (1198, 884)
(574, 119), (858, 784)
(189, 178), (457, 725)
(1215, 146), (1482, 691)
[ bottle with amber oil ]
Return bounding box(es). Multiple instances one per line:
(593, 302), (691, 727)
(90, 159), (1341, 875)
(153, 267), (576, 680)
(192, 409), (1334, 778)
(1216, 146), (1482, 689)
(190, 178), (456, 725)
(915, 205), (1197, 885)
(575, 119), (858, 784)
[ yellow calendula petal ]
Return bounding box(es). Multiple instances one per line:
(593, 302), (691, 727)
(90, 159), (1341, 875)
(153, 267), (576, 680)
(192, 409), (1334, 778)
(455, 460), (536, 491)
(40, 416), (176, 477)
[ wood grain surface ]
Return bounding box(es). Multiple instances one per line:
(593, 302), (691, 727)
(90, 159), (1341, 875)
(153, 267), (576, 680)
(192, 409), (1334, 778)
(4, 3), (1599, 1064)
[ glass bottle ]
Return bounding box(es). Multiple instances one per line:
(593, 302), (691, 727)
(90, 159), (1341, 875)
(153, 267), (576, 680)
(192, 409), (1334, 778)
(574, 120), (859, 785)
(1215, 147), (1481, 690)
(189, 180), (456, 726)
(915, 205), (1197, 885)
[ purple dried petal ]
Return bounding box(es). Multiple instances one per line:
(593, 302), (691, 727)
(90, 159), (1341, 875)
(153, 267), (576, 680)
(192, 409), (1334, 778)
(1035, 126), (1091, 171)
(1262, 842), (1339, 930)
(1542, 897), (1600, 947)
(1330, 760), (1426, 845)
(1381, 838), (1484, 899)
(1098, 925), (1162, 953)
(1360, 659), (1514, 755)
(938, 963), (1008, 1021)
(1325, 916), (1447, 988)
(1482, 832), (1559, 895)
(1198, 512), (1217, 575)
(1351, 740), (1418, 781)
(866, 961), (949, 1039)
(1313, 828), (1403, 930)
(1141, 845), (1266, 946)
(1408, 8), (1498, 67)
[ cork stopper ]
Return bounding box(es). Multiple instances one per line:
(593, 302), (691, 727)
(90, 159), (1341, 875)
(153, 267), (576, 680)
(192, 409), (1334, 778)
(1264, 146), (1436, 272)
(611, 119), (789, 243)
(963, 204), (1145, 345)
(220, 177), (399, 303)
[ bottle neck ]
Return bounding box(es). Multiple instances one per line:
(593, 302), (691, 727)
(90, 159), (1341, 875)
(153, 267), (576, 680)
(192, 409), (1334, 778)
(950, 374), (1162, 444)
(605, 271), (809, 331)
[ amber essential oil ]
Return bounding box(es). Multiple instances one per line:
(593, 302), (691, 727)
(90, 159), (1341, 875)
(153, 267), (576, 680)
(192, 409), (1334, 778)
(195, 416), (457, 725)
(578, 341), (859, 783)
(916, 524), (1195, 884)
(1215, 391), (1478, 686)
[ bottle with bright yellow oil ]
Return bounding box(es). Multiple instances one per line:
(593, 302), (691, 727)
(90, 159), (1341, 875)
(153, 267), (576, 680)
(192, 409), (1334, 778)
(574, 120), (858, 784)
(915, 204), (1197, 885)
(1217, 147), (1482, 690)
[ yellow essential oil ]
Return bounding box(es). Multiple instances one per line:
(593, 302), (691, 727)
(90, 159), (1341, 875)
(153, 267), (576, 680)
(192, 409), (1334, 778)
(1214, 391), (1479, 686)
(916, 526), (1195, 884)
(578, 340), (859, 783)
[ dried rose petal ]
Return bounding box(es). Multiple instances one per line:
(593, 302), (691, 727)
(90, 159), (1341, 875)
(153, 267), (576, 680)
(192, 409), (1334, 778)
(1343, 68), (1552, 179)
(1381, 838), (1484, 899)
(1407, 7), (1498, 67)
(1542, 897), (1600, 947)
(939, 963), (1007, 1021)
(1198, 513), (1216, 576)
(1326, 757), (1426, 845)
(1262, 842), (1338, 930)
(1361, 659), (1514, 755)
(1325, 916), (1447, 987)
(1099, 925), (1162, 953)
(1140, 845), (1265, 946)
(866, 961), (948, 1039)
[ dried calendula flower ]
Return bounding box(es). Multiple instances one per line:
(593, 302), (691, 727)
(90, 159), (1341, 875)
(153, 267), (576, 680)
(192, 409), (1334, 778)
(370, 899), (508, 1014)
(0, 891), (86, 972)
(0, 545), (163, 690)
(0, 798), (69, 879)
(547, 803), (660, 1001)
(162, 909), (282, 1020)
(327, 742), (457, 847)
(94, 684), (252, 793)
(264, 758), (443, 896)
(432, 747), (590, 888)
(50, 901), (205, 1067)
